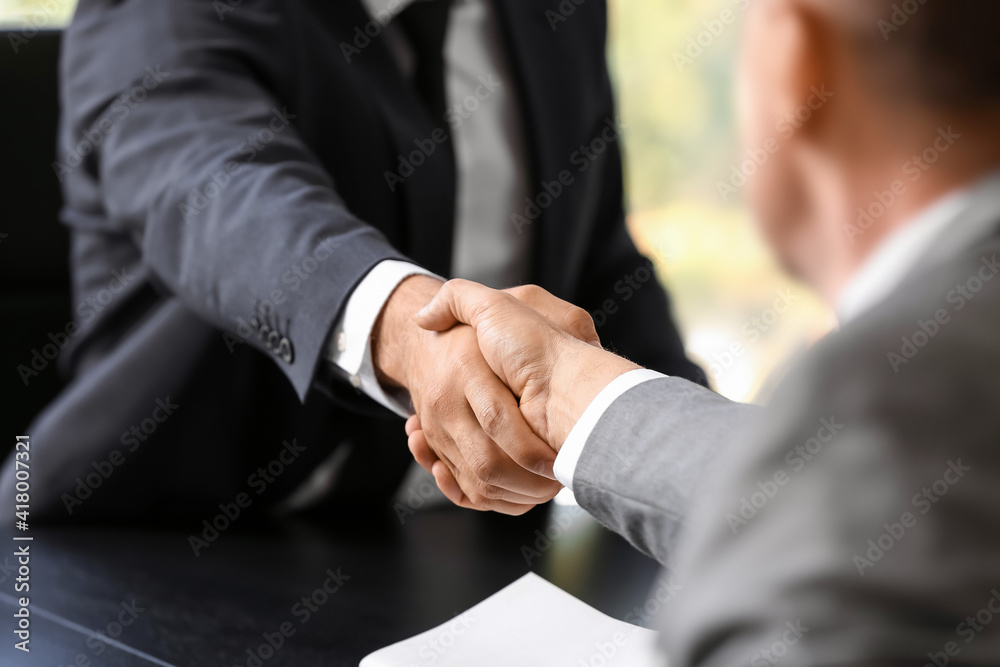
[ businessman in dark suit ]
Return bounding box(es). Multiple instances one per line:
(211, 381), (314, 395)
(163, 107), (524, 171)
(3, 0), (702, 520)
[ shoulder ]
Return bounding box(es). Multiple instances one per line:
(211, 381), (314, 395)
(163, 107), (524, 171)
(799, 236), (1000, 419)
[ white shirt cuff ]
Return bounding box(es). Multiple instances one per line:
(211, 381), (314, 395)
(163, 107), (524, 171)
(328, 259), (442, 418)
(553, 369), (667, 490)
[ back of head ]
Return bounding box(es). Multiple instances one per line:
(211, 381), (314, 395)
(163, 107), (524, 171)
(839, 0), (1000, 110)
(738, 0), (1000, 300)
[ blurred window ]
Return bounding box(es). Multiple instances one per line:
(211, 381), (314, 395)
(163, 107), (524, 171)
(608, 0), (835, 402)
(0, 0), (75, 29)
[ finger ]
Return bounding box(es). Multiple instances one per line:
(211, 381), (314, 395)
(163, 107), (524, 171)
(417, 422), (465, 482)
(505, 284), (601, 347)
(405, 414), (421, 437)
(419, 417), (550, 504)
(407, 429), (438, 473)
(451, 419), (562, 503)
(415, 279), (497, 332)
(432, 462), (497, 513)
(464, 367), (557, 480)
(432, 461), (537, 516)
(410, 395), (489, 497)
(431, 460), (474, 508)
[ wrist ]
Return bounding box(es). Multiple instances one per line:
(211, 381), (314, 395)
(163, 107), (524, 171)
(372, 274), (444, 391)
(546, 339), (640, 451)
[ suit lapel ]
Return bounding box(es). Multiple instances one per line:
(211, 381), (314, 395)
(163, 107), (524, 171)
(916, 182), (1000, 272)
(299, 0), (456, 276)
(491, 0), (602, 293)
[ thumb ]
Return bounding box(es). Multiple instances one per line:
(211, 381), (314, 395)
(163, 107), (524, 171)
(415, 292), (459, 332)
(504, 285), (601, 348)
(415, 279), (487, 332)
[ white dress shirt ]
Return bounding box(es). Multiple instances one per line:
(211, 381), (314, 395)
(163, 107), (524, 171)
(327, 0), (530, 417)
(554, 171), (1000, 490)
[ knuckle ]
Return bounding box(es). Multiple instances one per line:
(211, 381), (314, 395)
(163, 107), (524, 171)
(504, 285), (525, 300)
(505, 434), (552, 472)
(424, 423), (446, 447)
(498, 291), (519, 306)
(512, 450), (542, 474)
(477, 397), (505, 439)
(465, 487), (489, 507)
(476, 484), (501, 503)
(567, 306), (596, 333)
(512, 284), (542, 301)
(455, 352), (479, 377)
(522, 284), (543, 297)
(483, 481), (509, 500)
(473, 453), (502, 487)
(423, 383), (450, 412)
(484, 290), (516, 311)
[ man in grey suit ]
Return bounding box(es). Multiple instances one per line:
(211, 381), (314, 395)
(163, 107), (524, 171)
(406, 0), (1000, 663)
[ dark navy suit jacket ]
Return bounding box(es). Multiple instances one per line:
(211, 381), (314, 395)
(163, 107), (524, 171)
(16, 0), (704, 520)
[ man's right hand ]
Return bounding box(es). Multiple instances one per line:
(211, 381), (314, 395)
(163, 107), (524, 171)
(372, 275), (564, 515)
(407, 281), (639, 511)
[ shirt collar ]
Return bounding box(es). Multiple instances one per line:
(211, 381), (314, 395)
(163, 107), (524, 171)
(836, 171), (1000, 324)
(362, 0), (416, 21)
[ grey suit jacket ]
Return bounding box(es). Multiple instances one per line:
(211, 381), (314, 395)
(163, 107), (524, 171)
(574, 214), (1000, 665)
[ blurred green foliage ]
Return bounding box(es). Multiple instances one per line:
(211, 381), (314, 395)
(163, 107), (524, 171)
(608, 0), (742, 210)
(0, 0), (74, 27)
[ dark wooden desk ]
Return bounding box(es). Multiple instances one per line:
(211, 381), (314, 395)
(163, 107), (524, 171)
(1, 501), (659, 666)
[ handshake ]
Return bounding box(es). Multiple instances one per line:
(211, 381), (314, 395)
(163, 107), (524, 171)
(372, 276), (641, 515)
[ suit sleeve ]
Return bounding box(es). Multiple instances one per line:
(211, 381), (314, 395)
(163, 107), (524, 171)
(659, 296), (1000, 666)
(61, 0), (407, 401)
(571, 376), (760, 568)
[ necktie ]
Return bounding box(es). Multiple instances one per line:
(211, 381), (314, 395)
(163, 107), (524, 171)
(395, 0), (453, 126)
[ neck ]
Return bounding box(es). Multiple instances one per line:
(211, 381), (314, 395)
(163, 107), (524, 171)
(815, 121), (1000, 304)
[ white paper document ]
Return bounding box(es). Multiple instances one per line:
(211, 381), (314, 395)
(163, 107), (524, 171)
(360, 572), (664, 667)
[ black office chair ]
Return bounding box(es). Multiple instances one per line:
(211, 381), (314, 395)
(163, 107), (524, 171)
(0, 31), (72, 450)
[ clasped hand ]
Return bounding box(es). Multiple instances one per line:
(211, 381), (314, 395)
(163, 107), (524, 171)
(379, 278), (637, 514)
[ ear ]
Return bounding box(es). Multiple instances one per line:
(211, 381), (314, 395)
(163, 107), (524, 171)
(757, 0), (835, 141)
